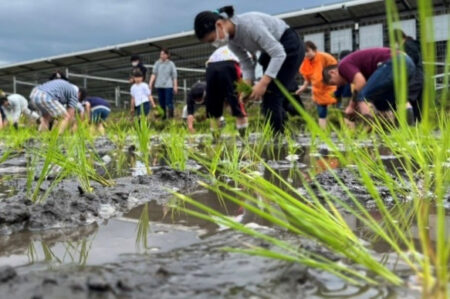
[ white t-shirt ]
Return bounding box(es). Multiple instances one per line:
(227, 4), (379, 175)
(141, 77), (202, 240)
(3, 94), (28, 122)
(207, 46), (239, 65)
(130, 82), (151, 107)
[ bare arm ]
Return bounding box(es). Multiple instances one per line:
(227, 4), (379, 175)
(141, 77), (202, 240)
(84, 102), (91, 122)
(296, 80), (310, 95)
(149, 95), (156, 107)
(345, 72), (366, 113)
(173, 78), (178, 94)
(130, 97), (135, 113)
(187, 115), (195, 133)
(149, 74), (156, 89)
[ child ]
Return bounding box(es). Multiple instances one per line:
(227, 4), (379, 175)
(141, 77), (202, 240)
(130, 68), (156, 118)
(0, 91), (40, 129)
(29, 79), (79, 133)
(296, 41), (337, 129)
(194, 5), (304, 134)
(79, 88), (111, 135)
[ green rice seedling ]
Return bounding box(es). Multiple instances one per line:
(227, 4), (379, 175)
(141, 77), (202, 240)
(162, 126), (188, 171)
(26, 153), (38, 198)
(31, 128), (60, 203)
(136, 203), (150, 250)
(134, 114), (152, 174)
(235, 80), (253, 101)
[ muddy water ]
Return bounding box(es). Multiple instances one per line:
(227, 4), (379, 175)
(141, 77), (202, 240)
(0, 138), (445, 298)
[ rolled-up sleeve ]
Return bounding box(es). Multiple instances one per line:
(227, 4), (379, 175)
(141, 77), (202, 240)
(228, 43), (255, 82)
(255, 27), (286, 79)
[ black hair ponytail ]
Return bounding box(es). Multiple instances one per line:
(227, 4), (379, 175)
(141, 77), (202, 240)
(194, 5), (235, 40)
(217, 6), (234, 18)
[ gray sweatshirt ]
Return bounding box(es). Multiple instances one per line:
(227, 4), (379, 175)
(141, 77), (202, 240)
(228, 12), (289, 82)
(153, 60), (177, 88)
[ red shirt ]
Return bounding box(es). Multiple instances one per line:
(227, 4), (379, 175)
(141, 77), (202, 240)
(338, 48), (392, 83)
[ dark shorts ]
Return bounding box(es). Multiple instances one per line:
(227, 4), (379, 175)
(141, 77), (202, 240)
(205, 61), (247, 118)
(358, 54), (415, 111)
(317, 104), (328, 118)
(91, 106), (110, 123)
(135, 101), (150, 116)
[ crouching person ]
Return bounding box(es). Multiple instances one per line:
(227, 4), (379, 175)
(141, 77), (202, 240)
(186, 79), (247, 137)
(30, 79), (79, 133)
(79, 88), (110, 135)
(322, 47), (415, 127)
(0, 91), (40, 129)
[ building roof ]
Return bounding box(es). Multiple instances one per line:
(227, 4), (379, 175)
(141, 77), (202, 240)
(0, 0), (446, 96)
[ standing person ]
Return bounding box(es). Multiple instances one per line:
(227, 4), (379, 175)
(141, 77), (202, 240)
(29, 79), (79, 133)
(130, 55), (148, 84)
(393, 29), (423, 123)
(194, 6), (304, 135)
(149, 49), (178, 119)
(322, 48), (415, 126)
(130, 69), (156, 119)
(0, 91), (40, 129)
(296, 41), (337, 129)
(78, 88), (111, 135)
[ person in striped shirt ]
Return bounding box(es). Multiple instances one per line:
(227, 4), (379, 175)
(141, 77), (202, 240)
(30, 79), (79, 133)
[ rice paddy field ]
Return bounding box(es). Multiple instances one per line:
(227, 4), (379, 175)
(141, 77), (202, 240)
(0, 2), (449, 299)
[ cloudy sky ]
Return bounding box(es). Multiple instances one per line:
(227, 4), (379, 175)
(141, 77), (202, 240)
(0, 0), (342, 66)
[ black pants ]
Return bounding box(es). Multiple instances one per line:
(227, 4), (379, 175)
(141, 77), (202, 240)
(259, 28), (304, 133)
(408, 69), (423, 122)
(205, 61), (246, 118)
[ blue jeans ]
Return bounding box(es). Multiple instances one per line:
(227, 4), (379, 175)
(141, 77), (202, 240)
(358, 54), (415, 111)
(157, 88), (174, 118)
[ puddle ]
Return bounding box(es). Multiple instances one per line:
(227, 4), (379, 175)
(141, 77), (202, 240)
(0, 137), (446, 298)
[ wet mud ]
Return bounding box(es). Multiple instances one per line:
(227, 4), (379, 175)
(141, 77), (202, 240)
(0, 167), (198, 235)
(0, 226), (419, 299)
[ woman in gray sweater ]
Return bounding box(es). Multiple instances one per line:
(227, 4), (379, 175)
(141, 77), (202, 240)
(194, 6), (304, 134)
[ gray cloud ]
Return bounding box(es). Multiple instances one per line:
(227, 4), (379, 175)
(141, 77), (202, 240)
(0, 0), (340, 64)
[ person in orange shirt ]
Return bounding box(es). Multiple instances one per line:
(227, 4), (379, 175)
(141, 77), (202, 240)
(296, 41), (337, 129)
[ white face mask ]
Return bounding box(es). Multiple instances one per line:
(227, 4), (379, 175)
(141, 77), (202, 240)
(212, 26), (229, 48)
(131, 61), (139, 67)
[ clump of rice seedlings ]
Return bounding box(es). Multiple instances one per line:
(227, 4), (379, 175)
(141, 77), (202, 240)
(136, 203), (150, 250)
(134, 115), (152, 174)
(162, 126), (188, 171)
(235, 80), (253, 102)
(31, 129), (64, 203)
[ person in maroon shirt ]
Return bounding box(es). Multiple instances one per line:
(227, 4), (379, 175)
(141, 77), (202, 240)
(323, 47), (415, 123)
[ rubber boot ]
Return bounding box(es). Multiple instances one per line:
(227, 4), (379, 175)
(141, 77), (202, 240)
(168, 108), (174, 119)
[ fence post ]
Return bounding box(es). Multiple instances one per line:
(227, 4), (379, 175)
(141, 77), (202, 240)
(183, 79), (187, 102)
(115, 86), (120, 108)
(12, 76), (16, 94)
